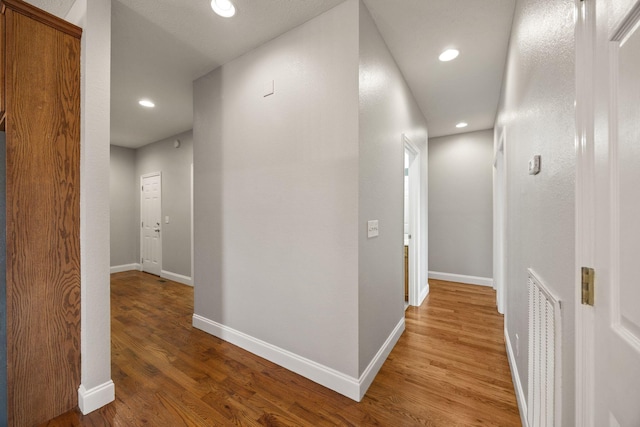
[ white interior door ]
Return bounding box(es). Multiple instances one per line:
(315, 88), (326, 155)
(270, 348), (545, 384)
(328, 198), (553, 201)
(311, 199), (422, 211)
(578, 1), (640, 425)
(141, 172), (162, 276)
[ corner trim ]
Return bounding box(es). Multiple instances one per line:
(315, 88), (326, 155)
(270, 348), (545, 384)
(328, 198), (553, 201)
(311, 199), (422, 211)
(428, 271), (493, 287)
(161, 270), (193, 286)
(505, 326), (528, 427)
(110, 263), (141, 274)
(78, 380), (115, 415)
(192, 314), (404, 401)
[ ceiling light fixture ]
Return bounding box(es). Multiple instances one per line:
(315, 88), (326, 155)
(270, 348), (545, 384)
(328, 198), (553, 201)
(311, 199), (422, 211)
(139, 99), (155, 108)
(439, 48), (460, 62)
(211, 0), (236, 17)
(456, 122), (468, 128)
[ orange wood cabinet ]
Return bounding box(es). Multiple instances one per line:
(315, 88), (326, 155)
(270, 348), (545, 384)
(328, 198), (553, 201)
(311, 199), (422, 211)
(1, 1), (82, 425)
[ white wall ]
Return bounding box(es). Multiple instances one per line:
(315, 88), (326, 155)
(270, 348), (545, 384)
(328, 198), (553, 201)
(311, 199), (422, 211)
(193, 0), (360, 380)
(495, 0), (576, 424)
(135, 130), (193, 278)
(64, 0), (115, 414)
(358, 3), (428, 374)
(428, 129), (493, 280)
(110, 145), (137, 267)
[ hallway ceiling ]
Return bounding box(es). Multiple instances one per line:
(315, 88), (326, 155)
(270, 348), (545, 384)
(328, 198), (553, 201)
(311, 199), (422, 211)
(28, 0), (515, 148)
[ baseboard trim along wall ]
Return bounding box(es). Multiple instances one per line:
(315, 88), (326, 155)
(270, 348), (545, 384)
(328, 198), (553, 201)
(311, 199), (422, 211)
(78, 380), (115, 415)
(109, 265), (193, 287)
(428, 271), (493, 287)
(418, 284), (430, 306)
(110, 263), (141, 274)
(192, 314), (405, 402)
(357, 317), (405, 400)
(505, 326), (529, 427)
(161, 270), (193, 287)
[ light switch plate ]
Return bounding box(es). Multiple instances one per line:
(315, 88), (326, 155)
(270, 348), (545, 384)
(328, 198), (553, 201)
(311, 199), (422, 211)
(367, 220), (379, 238)
(528, 155), (541, 175)
(165, 216), (170, 224)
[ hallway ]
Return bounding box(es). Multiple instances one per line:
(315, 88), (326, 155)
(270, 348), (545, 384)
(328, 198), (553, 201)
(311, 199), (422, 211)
(44, 273), (520, 426)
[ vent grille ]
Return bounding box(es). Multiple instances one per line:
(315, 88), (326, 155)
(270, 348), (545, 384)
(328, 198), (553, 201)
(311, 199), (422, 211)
(527, 268), (561, 427)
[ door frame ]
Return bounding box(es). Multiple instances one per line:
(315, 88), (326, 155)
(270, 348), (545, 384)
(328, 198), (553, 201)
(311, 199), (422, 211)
(493, 130), (507, 315)
(140, 171), (163, 275)
(575, 0), (596, 424)
(403, 134), (422, 307)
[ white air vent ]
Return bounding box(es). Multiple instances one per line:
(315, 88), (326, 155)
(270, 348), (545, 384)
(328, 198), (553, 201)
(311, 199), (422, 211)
(527, 268), (562, 427)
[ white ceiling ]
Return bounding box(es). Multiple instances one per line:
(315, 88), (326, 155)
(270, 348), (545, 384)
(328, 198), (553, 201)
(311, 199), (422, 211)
(28, 0), (515, 148)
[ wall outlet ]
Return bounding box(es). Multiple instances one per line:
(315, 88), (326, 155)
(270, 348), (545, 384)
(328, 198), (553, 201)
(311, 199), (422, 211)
(367, 220), (379, 238)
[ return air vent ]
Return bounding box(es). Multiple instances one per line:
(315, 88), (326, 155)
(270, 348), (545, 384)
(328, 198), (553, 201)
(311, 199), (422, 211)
(527, 268), (562, 427)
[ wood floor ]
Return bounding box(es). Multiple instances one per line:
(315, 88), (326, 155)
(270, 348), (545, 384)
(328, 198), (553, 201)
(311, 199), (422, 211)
(43, 273), (521, 426)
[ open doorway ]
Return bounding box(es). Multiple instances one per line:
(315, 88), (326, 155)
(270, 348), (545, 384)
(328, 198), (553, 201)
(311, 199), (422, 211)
(404, 135), (422, 307)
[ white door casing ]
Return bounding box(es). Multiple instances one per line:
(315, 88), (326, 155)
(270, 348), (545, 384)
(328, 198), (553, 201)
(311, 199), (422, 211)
(576, 0), (640, 425)
(404, 135), (421, 307)
(141, 172), (162, 276)
(493, 130), (506, 315)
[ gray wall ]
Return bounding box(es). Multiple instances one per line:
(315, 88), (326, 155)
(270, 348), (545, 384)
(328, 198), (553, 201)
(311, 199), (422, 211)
(358, 3), (428, 374)
(109, 130), (193, 278)
(109, 145), (137, 267)
(135, 130), (193, 277)
(496, 0), (576, 424)
(428, 129), (493, 279)
(194, 0), (360, 377)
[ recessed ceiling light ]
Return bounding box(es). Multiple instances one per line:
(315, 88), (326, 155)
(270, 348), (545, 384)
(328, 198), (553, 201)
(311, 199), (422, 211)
(439, 49), (460, 62)
(139, 99), (155, 108)
(211, 0), (236, 17)
(456, 122), (468, 128)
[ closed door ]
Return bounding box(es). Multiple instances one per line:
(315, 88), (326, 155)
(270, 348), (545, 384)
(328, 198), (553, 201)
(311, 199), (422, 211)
(141, 173), (162, 276)
(589, 1), (640, 425)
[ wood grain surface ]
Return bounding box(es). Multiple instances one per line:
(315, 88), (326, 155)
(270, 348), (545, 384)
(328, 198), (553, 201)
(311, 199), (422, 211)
(44, 273), (521, 426)
(5, 6), (81, 426)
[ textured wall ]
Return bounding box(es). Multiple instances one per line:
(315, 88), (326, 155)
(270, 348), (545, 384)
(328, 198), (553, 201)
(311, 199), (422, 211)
(135, 130), (193, 277)
(358, 2), (428, 375)
(193, 0), (360, 377)
(428, 129), (493, 279)
(110, 145), (137, 267)
(495, 0), (576, 424)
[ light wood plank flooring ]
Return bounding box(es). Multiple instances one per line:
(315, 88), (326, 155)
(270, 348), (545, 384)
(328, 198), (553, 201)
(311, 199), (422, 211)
(43, 272), (521, 426)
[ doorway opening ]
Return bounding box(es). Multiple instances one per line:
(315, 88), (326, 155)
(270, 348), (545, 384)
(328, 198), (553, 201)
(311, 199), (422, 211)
(140, 172), (162, 276)
(404, 135), (421, 307)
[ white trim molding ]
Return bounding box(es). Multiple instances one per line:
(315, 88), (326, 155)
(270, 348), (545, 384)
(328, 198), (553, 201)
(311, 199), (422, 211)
(428, 271), (493, 287)
(161, 270), (193, 287)
(78, 380), (115, 415)
(192, 314), (405, 401)
(505, 327), (529, 427)
(418, 283), (429, 306)
(110, 263), (142, 274)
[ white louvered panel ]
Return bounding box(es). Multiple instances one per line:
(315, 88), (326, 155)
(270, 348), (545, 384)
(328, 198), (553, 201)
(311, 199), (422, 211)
(527, 269), (561, 427)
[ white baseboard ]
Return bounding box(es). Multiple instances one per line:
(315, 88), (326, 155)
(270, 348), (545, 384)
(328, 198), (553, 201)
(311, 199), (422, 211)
(418, 284), (429, 306)
(357, 317), (405, 400)
(78, 380), (115, 415)
(161, 270), (193, 286)
(505, 326), (528, 427)
(428, 271), (494, 287)
(110, 263), (141, 274)
(193, 314), (404, 401)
